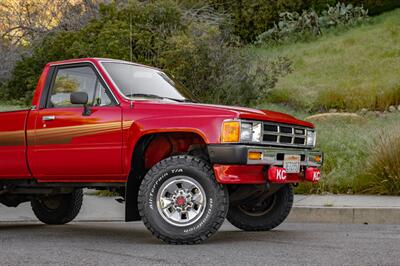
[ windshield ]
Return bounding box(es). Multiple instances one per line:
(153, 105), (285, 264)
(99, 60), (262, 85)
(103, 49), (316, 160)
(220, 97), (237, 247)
(102, 62), (197, 102)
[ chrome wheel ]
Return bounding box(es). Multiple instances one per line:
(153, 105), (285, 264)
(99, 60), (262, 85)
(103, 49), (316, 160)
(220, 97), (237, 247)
(156, 176), (206, 227)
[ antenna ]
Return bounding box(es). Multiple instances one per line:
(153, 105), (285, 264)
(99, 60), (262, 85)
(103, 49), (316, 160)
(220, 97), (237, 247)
(130, 9), (133, 63)
(129, 6), (134, 109)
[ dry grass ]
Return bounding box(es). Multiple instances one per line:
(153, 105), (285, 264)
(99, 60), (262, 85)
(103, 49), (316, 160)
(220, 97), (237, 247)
(355, 128), (400, 195)
(306, 112), (364, 122)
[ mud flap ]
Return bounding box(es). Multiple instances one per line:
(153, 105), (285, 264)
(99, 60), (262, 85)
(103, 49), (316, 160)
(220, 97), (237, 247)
(125, 176), (142, 221)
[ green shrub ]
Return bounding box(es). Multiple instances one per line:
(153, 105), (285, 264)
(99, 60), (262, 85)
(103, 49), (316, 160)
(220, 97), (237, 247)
(204, 0), (399, 42)
(162, 28), (292, 105)
(355, 127), (400, 195)
(2, 1), (291, 106)
(347, 0), (400, 15)
(267, 87), (291, 104)
(256, 3), (369, 45)
(206, 0), (320, 42)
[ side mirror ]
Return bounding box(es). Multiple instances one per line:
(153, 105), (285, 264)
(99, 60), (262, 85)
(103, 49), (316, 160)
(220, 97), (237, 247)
(70, 91), (88, 105)
(70, 92), (91, 116)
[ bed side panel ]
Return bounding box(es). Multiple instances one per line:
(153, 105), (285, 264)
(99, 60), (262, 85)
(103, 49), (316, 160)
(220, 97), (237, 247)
(0, 110), (31, 179)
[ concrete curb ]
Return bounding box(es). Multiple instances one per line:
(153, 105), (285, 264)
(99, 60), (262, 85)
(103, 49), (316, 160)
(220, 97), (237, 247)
(290, 195), (400, 224)
(288, 207), (400, 225)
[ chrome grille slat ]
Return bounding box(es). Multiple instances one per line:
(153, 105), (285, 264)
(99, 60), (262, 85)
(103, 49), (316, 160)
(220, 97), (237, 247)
(261, 122), (310, 148)
(262, 132), (300, 137)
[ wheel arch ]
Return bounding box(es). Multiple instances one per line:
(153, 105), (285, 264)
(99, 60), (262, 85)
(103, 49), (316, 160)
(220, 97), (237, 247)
(125, 130), (209, 222)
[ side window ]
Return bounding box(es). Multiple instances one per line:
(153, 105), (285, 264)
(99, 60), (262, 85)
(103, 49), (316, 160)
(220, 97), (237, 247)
(93, 81), (113, 106)
(49, 66), (113, 108)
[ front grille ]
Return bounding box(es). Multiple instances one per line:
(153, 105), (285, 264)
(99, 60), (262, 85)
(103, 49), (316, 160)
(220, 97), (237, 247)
(263, 135), (278, 142)
(262, 122), (311, 148)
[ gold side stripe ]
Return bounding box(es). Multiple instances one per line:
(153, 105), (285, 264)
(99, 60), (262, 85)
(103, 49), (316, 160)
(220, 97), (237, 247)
(0, 121), (134, 146)
(0, 131), (25, 146)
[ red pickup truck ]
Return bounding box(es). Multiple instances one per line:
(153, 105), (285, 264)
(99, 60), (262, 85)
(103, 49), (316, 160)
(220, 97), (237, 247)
(0, 58), (322, 244)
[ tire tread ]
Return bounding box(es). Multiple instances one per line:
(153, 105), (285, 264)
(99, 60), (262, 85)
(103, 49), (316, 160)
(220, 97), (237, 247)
(138, 155), (228, 244)
(31, 189), (83, 225)
(227, 185), (293, 231)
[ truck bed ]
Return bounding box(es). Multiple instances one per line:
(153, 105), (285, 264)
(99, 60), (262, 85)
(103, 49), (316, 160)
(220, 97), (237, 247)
(0, 109), (31, 179)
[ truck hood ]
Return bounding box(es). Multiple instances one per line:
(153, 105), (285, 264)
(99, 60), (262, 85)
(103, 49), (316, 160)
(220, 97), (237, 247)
(185, 103), (314, 128)
(132, 100), (314, 128)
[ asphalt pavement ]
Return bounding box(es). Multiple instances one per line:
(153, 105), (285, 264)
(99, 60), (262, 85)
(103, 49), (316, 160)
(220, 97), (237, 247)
(1, 194), (399, 265)
(0, 221), (399, 265)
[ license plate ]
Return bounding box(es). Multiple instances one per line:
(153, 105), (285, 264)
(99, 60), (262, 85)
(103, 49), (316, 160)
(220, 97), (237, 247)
(283, 155), (301, 173)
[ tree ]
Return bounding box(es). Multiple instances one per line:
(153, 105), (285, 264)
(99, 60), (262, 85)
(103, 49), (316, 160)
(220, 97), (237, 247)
(0, 0), (99, 82)
(2, 1), (291, 106)
(0, 0), (99, 45)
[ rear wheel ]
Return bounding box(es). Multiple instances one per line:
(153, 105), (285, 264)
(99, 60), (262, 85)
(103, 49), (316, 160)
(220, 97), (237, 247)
(227, 185), (293, 231)
(138, 155), (228, 244)
(31, 189), (83, 225)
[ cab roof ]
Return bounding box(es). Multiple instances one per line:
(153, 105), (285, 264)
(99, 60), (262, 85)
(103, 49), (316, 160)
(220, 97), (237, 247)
(47, 57), (161, 71)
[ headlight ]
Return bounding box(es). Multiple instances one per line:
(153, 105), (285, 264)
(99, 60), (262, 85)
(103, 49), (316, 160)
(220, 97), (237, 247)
(221, 121), (262, 143)
(240, 122), (253, 141)
(306, 130), (316, 147)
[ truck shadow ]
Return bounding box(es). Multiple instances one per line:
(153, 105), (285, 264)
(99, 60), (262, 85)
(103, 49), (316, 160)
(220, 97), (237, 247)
(0, 221), (302, 245)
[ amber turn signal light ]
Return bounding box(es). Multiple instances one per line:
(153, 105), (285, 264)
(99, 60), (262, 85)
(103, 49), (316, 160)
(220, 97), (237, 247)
(248, 151), (263, 160)
(221, 121), (240, 142)
(314, 155), (322, 163)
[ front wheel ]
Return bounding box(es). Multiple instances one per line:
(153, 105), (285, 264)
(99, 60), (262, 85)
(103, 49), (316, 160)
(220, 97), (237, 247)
(138, 155), (228, 244)
(31, 189), (83, 225)
(227, 185), (293, 231)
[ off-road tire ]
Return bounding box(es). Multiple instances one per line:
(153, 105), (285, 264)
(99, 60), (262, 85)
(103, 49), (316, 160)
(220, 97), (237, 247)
(138, 155), (228, 244)
(31, 189), (83, 225)
(227, 185), (293, 231)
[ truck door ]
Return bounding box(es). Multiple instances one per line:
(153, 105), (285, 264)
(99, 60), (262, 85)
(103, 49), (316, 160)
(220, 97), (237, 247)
(28, 63), (124, 182)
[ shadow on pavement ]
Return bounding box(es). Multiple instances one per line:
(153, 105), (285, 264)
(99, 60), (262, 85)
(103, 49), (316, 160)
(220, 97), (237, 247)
(0, 222), (305, 245)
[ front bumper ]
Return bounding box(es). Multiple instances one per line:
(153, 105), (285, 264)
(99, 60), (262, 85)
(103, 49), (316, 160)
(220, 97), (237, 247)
(207, 145), (323, 184)
(208, 145), (323, 167)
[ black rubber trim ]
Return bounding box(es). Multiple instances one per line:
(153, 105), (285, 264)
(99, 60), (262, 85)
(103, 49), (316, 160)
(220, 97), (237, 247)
(207, 145), (248, 164)
(39, 66), (55, 109)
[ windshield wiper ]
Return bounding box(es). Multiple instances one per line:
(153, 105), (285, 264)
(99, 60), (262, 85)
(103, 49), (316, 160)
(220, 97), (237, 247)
(175, 99), (197, 103)
(125, 93), (164, 99)
(126, 93), (194, 103)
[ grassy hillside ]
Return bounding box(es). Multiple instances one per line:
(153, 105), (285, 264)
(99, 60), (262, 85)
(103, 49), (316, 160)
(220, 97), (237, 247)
(302, 112), (400, 195)
(255, 10), (400, 195)
(0, 103), (26, 112)
(256, 9), (400, 112)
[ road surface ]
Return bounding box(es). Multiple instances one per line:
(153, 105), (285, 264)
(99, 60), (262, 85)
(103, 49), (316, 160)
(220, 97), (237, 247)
(0, 221), (398, 265)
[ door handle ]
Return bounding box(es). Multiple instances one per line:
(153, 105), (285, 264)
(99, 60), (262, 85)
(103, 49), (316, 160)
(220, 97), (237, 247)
(42, 115), (56, 121)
